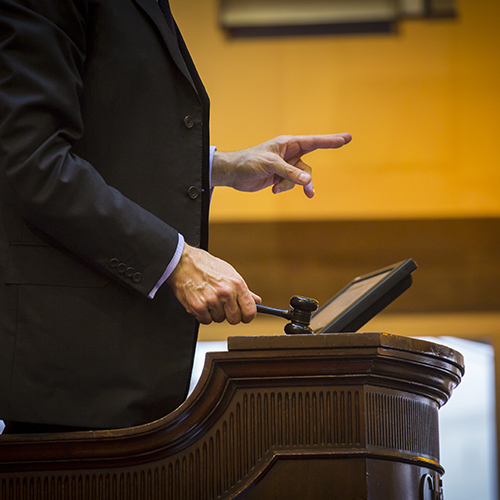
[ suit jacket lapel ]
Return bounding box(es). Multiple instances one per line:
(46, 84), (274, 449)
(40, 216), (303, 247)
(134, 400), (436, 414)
(132, 0), (195, 88)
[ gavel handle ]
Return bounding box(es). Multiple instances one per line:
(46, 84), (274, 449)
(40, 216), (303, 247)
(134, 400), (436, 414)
(256, 304), (291, 320)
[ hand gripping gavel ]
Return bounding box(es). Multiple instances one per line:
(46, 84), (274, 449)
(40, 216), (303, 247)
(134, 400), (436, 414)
(256, 296), (319, 334)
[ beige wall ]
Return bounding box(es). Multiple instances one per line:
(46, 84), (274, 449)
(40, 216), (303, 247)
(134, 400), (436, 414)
(171, 0), (500, 222)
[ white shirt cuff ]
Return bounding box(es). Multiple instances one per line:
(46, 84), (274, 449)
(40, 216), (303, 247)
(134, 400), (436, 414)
(148, 233), (185, 299)
(209, 145), (216, 188)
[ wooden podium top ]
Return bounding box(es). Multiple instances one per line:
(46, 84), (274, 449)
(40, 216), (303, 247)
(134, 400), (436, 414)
(228, 331), (464, 367)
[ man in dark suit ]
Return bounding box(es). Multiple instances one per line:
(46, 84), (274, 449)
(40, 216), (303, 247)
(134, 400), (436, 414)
(0, 0), (351, 433)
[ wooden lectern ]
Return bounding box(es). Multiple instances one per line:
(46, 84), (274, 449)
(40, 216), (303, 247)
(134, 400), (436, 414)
(0, 332), (464, 499)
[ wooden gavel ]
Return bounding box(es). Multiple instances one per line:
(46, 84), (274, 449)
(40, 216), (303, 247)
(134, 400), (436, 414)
(256, 296), (319, 334)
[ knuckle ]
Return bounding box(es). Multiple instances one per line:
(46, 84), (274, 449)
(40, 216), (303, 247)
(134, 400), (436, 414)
(276, 134), (291, 144)
(190, 298), (207, 317)
(204, 294), (219, 310)
(241, 310), (256, 323)
(216, 283), (233, 301)
(238, 294), (257, 324)
(227, 316), (241, 326)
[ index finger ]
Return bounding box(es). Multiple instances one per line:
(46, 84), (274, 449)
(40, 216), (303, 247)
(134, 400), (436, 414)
(283, 133), (352, 160)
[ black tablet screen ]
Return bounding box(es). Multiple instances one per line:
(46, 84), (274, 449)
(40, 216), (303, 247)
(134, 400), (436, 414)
(310, 270), (391, 332)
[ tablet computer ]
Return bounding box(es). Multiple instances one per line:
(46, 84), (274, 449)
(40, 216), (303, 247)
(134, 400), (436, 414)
(310, 258), (417, 333)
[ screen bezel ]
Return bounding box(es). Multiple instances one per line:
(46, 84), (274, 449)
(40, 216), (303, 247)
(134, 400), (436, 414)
(311, 258), (417, 334)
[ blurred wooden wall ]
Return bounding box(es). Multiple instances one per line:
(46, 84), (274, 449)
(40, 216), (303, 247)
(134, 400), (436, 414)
(209, 218), (500, 313)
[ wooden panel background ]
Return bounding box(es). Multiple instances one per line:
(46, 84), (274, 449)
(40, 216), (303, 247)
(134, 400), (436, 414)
(208, 217), (500, 313)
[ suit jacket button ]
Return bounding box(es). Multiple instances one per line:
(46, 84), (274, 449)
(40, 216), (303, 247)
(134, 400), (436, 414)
(187, 186), (199, 199)
(117, 263), (127, 274)
(132, 272), (143, 283)
(184, 115), (194, 128)
(125, 267), (135, 278)
(109, 258), (119, 268)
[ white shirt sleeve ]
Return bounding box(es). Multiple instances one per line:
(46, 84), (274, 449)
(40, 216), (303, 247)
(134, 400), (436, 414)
(148, 233), (185, 299)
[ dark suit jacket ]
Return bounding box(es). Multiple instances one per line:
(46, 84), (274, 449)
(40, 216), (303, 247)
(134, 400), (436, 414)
(0, 0), (210, 428)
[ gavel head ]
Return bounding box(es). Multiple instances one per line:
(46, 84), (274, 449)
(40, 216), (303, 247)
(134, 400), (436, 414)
(284, 296), (319, 335)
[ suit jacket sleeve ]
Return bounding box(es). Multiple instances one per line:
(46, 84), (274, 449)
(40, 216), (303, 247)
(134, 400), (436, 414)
(0, 0), (181, 297)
